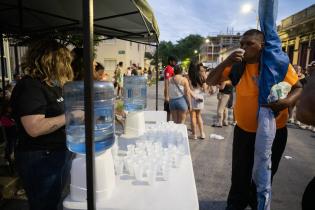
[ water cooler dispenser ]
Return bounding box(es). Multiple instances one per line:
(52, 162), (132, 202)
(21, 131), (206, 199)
(63, 81), (116, 205)
(123, 76), (147, 137)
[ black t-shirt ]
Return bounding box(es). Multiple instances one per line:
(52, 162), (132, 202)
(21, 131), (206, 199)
(219, 84), (233, 94)
(10, 76), (67, 151)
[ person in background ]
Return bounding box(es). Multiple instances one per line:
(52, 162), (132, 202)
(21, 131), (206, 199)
(164, 56), (177, 121)
(71, 48), (98, 81)
(126, 67), (132, 76)
(206, 29), (302, 210)
(11, 73), (22, 86)
(213, 80), (233, 127)
(168, 65), (191, 123)
(0, 100), (17, 167)
(114, 61), (124, 98)
(10, 39), (74, 210)
(95, 62), (108, 81)
(136, 66), (142, 75)
(71, 48), (84, 81)
(188, 63), (207, 139)
(131, 64), (138, 76)
(148, 67), (153, 81)
(143, 67), (148, 80)
(296, 61), (315, 210)
(288, 65), (304, 124)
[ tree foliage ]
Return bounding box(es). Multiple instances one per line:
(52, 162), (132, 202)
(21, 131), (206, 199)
(154, 34), (204, 66)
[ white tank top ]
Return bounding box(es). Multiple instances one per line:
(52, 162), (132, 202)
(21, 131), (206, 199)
(169, 77), (184, 99)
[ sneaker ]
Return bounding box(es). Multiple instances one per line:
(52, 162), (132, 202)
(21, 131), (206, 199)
(189, 134), (197, 140)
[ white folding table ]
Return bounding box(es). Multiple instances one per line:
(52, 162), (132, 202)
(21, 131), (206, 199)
(64, 123), (199, 210)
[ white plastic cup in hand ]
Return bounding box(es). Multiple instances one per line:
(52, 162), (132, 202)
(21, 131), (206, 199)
(234, 48), (245, 56)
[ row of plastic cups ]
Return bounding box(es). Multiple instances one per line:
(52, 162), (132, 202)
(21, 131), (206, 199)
(114, 154), (171, 184)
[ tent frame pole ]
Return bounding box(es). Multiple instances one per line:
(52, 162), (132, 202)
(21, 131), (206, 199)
(83, 0), (96, 209)
(0, 34), (6, 98)
(155, 44), (159, 111)
(14, 44), (19, 74)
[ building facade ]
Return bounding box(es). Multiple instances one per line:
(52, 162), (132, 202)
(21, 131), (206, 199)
(200, 33), (241, 65)
(95, 39), (146, 78)
(0, 38), (12, 84)
(278, 4), (315, 69)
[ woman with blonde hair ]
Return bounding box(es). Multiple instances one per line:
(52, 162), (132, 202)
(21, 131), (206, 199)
(10, 39), (74, 210)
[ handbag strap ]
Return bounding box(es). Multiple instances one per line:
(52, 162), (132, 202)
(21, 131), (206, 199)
(172, 77), (185, 96)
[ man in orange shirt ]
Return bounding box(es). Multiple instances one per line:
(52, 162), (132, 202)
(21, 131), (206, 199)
(207, 29), (303, 210)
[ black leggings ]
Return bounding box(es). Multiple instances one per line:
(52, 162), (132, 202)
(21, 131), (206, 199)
(227, 125), (288, 210)
(302, 177), (315, 210)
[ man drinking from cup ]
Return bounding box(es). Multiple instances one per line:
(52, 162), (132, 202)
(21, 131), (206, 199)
(206, 29), (302, 210)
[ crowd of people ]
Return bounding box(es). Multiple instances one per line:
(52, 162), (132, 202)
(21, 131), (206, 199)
(0, 28), (313, 210)
(163, 29), (314, 210)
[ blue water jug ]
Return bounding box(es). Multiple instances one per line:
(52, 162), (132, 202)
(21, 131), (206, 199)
(123, 76), (147, 112)
(63, 81), (115, 154)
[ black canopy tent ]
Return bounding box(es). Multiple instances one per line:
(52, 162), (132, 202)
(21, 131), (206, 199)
(0, 0), (159, 209)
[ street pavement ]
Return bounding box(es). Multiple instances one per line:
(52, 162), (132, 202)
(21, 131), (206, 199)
(148, 81), (315, 210)
(0, 81), (314, 210)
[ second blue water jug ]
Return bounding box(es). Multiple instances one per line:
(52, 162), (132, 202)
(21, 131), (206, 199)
(123, 76), (147, 112)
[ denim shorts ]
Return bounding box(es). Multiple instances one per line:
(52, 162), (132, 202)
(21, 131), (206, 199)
(169, 96), (188, 111)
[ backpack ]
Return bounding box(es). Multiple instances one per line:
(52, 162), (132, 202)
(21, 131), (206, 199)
(228, 61), (246, 86)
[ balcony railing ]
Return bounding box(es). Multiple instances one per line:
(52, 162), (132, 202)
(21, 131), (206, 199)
(278, 4), (315, 31)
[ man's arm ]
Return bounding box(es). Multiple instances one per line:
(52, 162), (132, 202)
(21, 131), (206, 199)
(206, 51), (244, 86)
(296, 73), (315, 126)
(263, 81), (303, 112)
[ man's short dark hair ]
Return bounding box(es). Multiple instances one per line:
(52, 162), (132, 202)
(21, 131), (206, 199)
(118, 61), (123, 66)
(243, 29), (264, 42)
(95, 62), (105, 71)
(168, 56), (177, 64)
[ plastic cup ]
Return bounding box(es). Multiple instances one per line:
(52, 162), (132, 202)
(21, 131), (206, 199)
(133, 163), (144, 181)
(126, 158), (134, 176)
(114, 158), (124, 176)
(127, 144), (135, 153)
(234, 48), (245, 56)
(147, 165), (157, 185)
(162, 163), (170, 181)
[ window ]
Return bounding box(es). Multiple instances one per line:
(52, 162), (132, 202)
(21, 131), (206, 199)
(104, 60), (117, 71)
(130, 42), (132, 47)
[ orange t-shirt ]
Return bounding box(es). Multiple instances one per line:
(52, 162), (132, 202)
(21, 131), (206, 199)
(223, 63), (299, 133)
